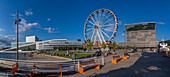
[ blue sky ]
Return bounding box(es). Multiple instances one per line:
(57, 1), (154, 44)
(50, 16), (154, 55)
(0, 0), (169, 47)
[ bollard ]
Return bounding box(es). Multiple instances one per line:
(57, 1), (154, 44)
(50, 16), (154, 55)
(12, 63), (18, 76)
(102, 56), (105, 65)
(77, 61), (79, 72)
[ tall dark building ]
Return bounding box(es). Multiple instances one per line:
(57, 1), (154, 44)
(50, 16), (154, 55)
(125, 22), (158, 48)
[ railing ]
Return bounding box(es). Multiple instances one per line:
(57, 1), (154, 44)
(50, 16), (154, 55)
(0, 56), (104, 76)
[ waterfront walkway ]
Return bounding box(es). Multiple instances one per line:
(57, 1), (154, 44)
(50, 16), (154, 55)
(29, 54), (71, 61)
(69, 51), (170, 77)
(1, 51), (170, 77)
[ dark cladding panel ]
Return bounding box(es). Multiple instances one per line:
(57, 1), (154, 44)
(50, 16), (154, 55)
(126, 22), (155, 32)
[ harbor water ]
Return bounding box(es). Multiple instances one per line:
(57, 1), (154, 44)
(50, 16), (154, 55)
(0, 52), (30, 60)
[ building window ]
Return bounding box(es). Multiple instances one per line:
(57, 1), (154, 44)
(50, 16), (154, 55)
(65, 42), (68, 44)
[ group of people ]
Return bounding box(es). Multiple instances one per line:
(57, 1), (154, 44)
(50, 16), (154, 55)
(95, 49), (116, 57)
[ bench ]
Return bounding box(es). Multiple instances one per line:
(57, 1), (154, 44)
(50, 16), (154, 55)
(161, 51), (170, 58)
(0, 62), (18, 76)
(111, 55), (124, 64)
(0, 60), (16, 68)
(123, 53), (131, 60)
(30, 63), (62, 77)
(160, 51), (166, 55)
(79, 59), (100, 74)
(0, 61), (18, 76)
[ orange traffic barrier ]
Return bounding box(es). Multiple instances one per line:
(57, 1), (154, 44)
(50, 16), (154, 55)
(12, 63), (18, 76)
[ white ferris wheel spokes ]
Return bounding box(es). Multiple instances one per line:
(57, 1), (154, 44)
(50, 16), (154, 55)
(84, 9), (118, 45)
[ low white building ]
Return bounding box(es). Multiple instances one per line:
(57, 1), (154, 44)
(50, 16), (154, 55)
(6, 36), (83, 51)
(26, 36), (39, 42)
(36, 39), (83, 50)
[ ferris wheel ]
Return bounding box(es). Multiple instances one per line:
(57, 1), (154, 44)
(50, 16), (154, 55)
(84, 9), (118, 45)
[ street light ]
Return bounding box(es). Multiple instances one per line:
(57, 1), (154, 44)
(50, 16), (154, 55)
(14, 11), (21, 65)
(124, 25), (127, 53)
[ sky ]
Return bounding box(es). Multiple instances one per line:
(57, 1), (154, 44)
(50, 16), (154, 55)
(0, 0), (169, 48)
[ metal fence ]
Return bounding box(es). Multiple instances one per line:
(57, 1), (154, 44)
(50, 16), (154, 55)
(0, 56), (104, 76)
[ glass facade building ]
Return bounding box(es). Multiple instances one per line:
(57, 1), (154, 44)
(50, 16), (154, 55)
(36, 39), (83, 50)
(8, 37), (83, 51)
(11, 42), (35, 48)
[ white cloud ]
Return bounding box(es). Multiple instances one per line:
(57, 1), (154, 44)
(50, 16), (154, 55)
(19, 14), (23, 17)
(19, 34), (25, 38)
(0, 35), (16, 48)
(18, 18), (39, 33)
(11, 13), (23, 17)
(104, 26), (114, 32)
(44, 27), (55, 33)
(37, 27), (59, 33)
(10, 9), (38, 33)
(157, 22), (165, 25)
(47, 18), (51, 21)
(0, 28), (5, 31)
(11, 14), (16, 17)
(25, 9), (33, 16)
(119, 21), (122, 25)
(5, 35), (15, 37)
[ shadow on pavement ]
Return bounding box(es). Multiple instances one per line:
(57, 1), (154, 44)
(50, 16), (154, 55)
(93, 52), (170, 77)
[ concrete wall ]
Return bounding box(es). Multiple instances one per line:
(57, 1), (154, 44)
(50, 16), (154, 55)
(127, 30), (157, 47)
(125, 22), (158, 48)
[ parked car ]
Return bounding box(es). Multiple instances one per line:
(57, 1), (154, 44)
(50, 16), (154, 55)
(128, 49), (133, 53)
(132, 49), (137, 52)
(128, 49), (137, 53)
(95, 51), (102, 56)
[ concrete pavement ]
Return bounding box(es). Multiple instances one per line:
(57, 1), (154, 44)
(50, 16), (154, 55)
(69, 51), (170, 77)
(68, 51), (141, 77)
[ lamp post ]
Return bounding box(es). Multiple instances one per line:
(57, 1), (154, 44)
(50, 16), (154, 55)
(124, 25), (126, 53)
(14, 11), (21, 65)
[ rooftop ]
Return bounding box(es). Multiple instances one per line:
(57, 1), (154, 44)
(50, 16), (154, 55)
(125, 22), (156, 26)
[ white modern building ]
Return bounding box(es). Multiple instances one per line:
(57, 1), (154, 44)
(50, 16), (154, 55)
(5, 36), (83, 51)
(36, 39), (83, 50)
(26, 36), (39, 42)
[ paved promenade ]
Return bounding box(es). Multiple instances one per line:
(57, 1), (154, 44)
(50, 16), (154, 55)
(69, 51), (170, 77)
(1, 51), (170, 77)
(30, 54), (72, 61)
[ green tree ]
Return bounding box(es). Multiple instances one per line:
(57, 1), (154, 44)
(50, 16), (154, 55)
(58, 45), (61, 50)
(126, 45), (130, 49)
(102, 42), (107, 49)
(53, 46), (56, 50)
(56, 46), (59, 50)
(78, 46), (84, 50)
(123, 46), (125, 49)
(60, 46), (63, 50)
(73, 45), (77, 50)
(86, 39), (93, 50)
(119, 46), (123, 50)
(109, 47), (112, 50)
(134, 44), (136, 49)
(112, 41), (117, 50)
(129, 46), (132, 49)
(68, 46), (72, 50)
(65, 45), (67, 50)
